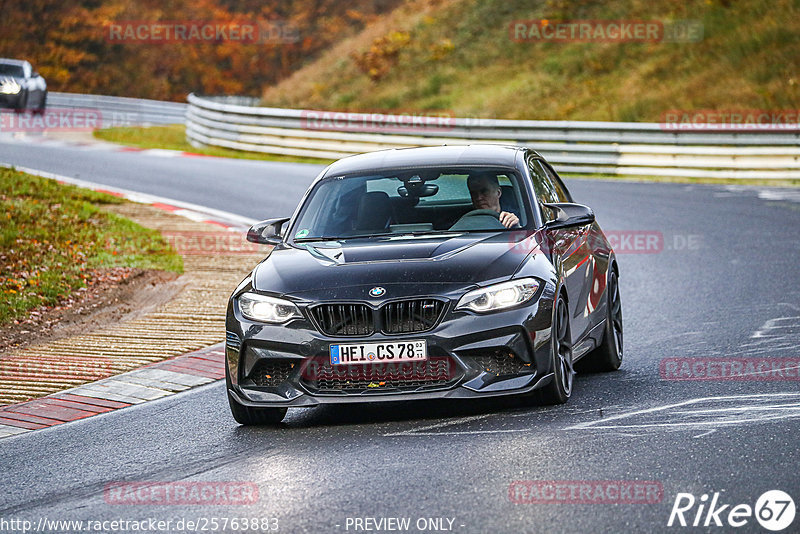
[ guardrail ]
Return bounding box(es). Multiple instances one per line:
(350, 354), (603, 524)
(186, 93), (800, 179)
(48, 92), (187, 128)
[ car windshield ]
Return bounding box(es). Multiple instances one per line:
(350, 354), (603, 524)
(290, 167), (528, 241)
(0, 64), (25, 77)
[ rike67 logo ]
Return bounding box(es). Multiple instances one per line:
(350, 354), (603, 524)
(668, 490), (795, 531)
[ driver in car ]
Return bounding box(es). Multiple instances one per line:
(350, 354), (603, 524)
(467, 172), (520, 228)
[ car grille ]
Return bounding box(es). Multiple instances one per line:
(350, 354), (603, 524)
(466, 349), (534, 376)
(249, 359), (297, 387)
(382, 299), (445, 334)
(310, 304), (374, 336)
(310, 299), (446, 337)
(300, 355), (459, 393)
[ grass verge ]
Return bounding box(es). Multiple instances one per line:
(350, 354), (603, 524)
(0, 167), (183, 325)
(93, 125), (334, 165)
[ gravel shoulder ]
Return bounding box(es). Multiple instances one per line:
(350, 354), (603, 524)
(0, 202), (266, 406)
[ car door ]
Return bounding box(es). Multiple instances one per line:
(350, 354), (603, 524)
(30, 71), (45, 108)
(544, 161), (608, 340)
(529, 158), (594, 342)
(19, 62), (34, 108)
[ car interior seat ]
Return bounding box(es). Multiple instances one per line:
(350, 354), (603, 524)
(499, 185), (520, 216)
(355, 191), (394, 232)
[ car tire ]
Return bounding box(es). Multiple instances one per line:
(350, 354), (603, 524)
(34, 92), (46, 116)
(225, 365), (287, 425)
(575, 269), (622, 373)
(535, 294), (573, 405)
(16, 91), (29, 113)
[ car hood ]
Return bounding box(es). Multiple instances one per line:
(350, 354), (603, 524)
(252, 231), (543, 300)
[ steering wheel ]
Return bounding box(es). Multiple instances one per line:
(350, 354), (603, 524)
(450, 209), (505, 231)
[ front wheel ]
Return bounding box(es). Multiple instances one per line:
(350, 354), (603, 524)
(13, 92), (27, 113)
(534, 295), (573, 405)
(34, 91), (47, 115)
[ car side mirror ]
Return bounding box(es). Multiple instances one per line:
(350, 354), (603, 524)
(246, 217), (290, 245)
(542, 202), (595, 230)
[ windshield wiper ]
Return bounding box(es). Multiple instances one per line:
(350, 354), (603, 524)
(388, 230), (463, 237)
(295, 230), (486, 242)
(297, 233), (397, 241)
(294, 236), (347, 242)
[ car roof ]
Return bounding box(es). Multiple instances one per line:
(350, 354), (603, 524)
(0, 58), (28, 66)
(323, 144), (526, 176)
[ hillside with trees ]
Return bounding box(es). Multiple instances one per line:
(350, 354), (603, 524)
(0, 0), (403, 101)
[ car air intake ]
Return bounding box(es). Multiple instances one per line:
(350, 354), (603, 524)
(465, 349), (534, 376)
(310, 304), (374, 336)
(300, 355), (459, 393)
(382, 299), (444, 334)
(249, 359), (296, 387)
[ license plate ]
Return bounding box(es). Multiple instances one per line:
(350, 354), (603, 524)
(330, 340), (427, 365)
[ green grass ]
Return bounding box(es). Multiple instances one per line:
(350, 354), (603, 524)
(0, 168), (183, 325)
(93, 125), (334, 165)
(262, 0), (799, 122)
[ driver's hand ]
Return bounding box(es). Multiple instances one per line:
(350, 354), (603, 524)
(499, 211), (519, 228)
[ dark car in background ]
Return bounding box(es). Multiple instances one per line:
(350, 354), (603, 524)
(225, 145), (622, 424)
(0, 58), (47, 114)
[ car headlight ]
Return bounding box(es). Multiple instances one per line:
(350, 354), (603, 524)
(238, 292), (302, 323)
(455, 278), (540, 313)
(0, 80), (21, 95)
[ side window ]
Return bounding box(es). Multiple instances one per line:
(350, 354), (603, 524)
(527, 159), (559, 204)
(539, 162), (572, 202)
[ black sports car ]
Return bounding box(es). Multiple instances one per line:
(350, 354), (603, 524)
(0, 58), (47, 114)
(225, 145), (622, 424)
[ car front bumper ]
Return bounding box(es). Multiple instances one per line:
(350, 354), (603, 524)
(225, 282), (557, 407)
(0, 92), (25, 109)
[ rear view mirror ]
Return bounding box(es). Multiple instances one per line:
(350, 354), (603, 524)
(397, 183), (439, 197)
(542, 202), (595, 230)
(246, 217), (290, 245)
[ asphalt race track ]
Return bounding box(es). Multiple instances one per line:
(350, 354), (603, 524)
(2, 137), (800, 533)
